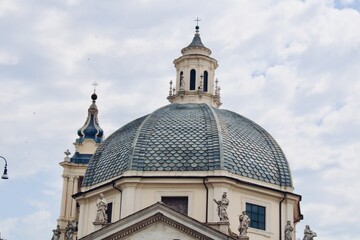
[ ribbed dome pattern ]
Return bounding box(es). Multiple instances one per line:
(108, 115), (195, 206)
(83, 104), (292, 187)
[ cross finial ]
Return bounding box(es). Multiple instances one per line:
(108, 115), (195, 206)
(92, 81), (98, 93)
(194, 17), (201, 27)
(194, 17), (201, 33)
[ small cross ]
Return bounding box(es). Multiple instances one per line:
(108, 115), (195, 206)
(194, 17), (201, 27)
(92, 81), (98, 93)
(64, 149), (71, 157)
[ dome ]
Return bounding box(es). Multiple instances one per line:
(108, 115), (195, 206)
(181, 25), (212, 56)
(83, 103), (292, 187)
(76, 94), (104, 144)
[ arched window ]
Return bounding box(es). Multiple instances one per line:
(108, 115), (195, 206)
(203, 71), (208, 92)
(190, 69), (196, 90)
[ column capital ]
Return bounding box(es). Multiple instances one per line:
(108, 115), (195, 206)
(62, 174), (70, 179)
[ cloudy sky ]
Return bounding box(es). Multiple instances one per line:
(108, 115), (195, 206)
(0, 0), (359, 239)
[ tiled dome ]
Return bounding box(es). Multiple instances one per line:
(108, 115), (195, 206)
(83, 103), (292, 187)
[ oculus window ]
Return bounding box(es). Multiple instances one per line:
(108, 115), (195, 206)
(246, 203), (266, 230)
(161, 196), (188, 215)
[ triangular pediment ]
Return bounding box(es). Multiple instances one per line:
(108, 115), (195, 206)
(80, 202), (234, 240)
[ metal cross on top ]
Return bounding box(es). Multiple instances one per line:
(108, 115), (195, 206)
(92, 81), (98, 93)
(194, 17), (201, 27)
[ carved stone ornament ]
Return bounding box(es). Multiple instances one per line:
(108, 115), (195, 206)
(93, 193), (108, 225)
(65, 221), (77, 240)
(213, 192), (229, 222)
(303, 225), (317, 240)
(284, 221), (294, 240)
(51, 224), (61, 240)
(238, 211), (250, 237)
(179, 75), (185, 91)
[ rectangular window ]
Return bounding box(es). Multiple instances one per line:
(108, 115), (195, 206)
(190, 69), (196, 90)
(106, 202), (113, 223)
(246, 203), (266, 230)
(161, 196), (188, 215)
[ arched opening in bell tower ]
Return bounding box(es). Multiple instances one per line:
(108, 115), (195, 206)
(203, 71), (208, 92)
(190, 69), (196, 90)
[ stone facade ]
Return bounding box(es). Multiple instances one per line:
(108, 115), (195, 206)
(74, 175), (301, 239)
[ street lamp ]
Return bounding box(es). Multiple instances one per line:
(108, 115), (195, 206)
(0, 156), (8, 179)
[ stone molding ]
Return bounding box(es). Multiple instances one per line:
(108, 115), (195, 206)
(103, 213), (213, 240)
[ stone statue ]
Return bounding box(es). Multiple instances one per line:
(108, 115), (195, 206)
(284, 221), (294, 240)
(238, 211), (251, 237)
(65, 221), (77, 240)
(213, 192), (229, 222)
(179, 75), (184, 91)
(51, 224), (61, 240)
(95, 193), (108, 223)
(303, 225), (317, 240)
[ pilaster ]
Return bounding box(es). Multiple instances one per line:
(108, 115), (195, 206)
(71, 176), (79, 219)
(59, 174), (69, 218)
(120, 182), (139, 218)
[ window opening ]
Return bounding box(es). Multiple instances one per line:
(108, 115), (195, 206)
(203, 71), (208, 92)
(190, 69), (196, 90)
(246, 203), (266, 230)
(106, 202), (113, 223)
(162, 196), (188, 215)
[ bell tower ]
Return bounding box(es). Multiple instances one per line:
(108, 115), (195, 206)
(167, 20), (222, 108)
(56, 91), (104, 240)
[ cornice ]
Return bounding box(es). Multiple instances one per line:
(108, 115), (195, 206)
(104, 213), (213, 240)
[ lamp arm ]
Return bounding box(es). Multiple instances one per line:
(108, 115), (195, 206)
(0, 156), (9, 179)
(0, 156), (7, 166)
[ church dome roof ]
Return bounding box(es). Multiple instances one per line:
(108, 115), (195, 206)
(83, 103), (292, 188)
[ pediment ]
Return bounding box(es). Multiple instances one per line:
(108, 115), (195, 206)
(80, 202), (233, 240)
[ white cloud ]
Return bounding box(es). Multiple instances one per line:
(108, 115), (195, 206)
(0, 217), (18, 238)
(0, 0), (19, 17)
(0, 210), (53, 240)
(0, 50), (18, 65)
(303, 202), (356, 227)
(22, 210), (53, 239)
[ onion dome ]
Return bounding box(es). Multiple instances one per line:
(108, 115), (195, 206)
(83, 103), (292, 188)
(76, 93), (104, 144)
